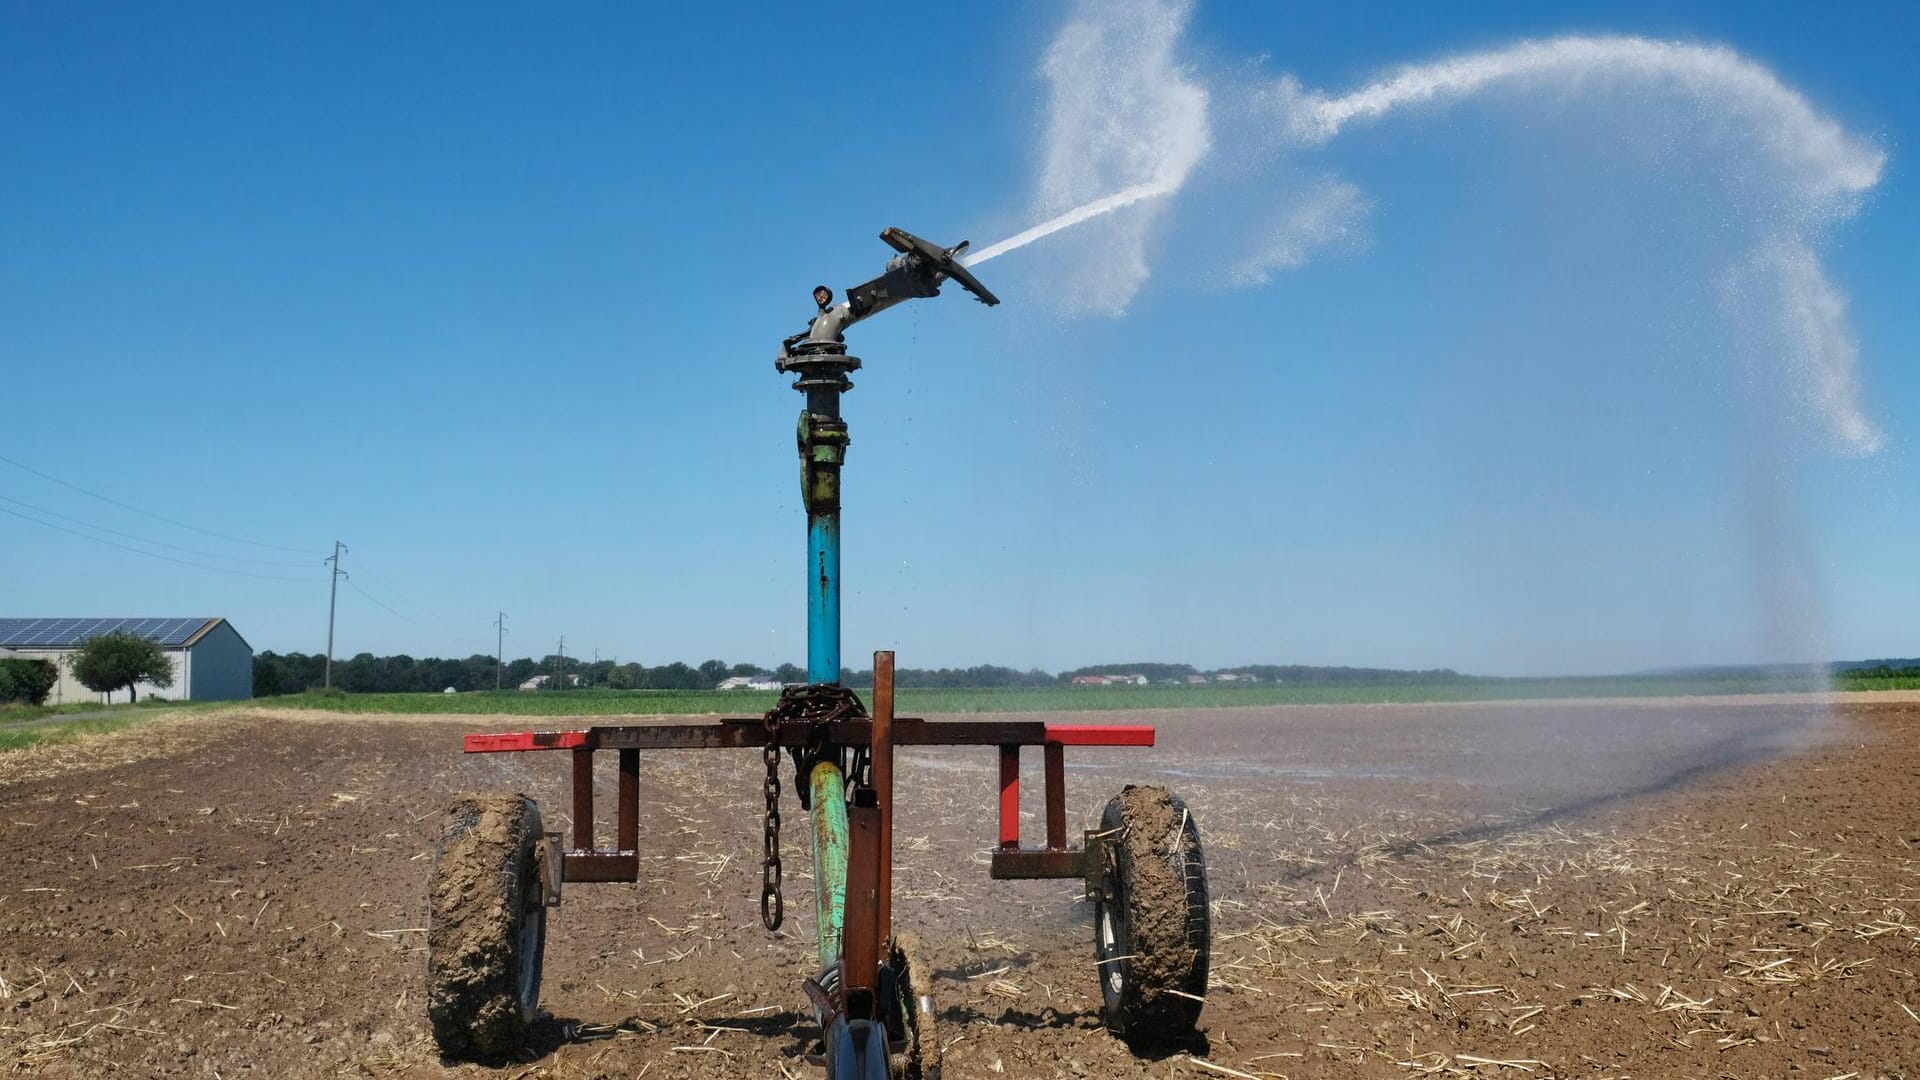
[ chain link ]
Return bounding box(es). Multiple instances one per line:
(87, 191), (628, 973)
(758, 684), (869, 931)
(761, 739), (784, 930)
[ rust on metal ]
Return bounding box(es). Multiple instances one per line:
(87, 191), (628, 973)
(989, 849), (1085, 879)
(871, 651), (894, 950)
(470, 704), (1158, 893)
(541, 832), (564, 907)
(571, 746), (594, 850)
(1044, 741), (1067, 851)
(617, 748), (639, 852)
(467, 717), (1159, 753)
(843, 803), (882, 1006)
(560, 850), (639, 882)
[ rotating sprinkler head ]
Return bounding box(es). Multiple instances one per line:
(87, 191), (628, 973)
(786, 227), (999, 353)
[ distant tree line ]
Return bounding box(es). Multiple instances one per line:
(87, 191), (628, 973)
(1842, 664), (1920, 679)
(253, 652), (803, 696)
(837, 664), (1058, 689)
(253, 651), (1477, 696)
(1056, 662), (1467, 685)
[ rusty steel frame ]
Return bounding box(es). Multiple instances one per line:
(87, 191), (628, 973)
(461, 650), (1160, 1053)
(465, 713), (1152, 887)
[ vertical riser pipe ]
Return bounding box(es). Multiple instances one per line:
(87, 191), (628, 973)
(807, 516), (840, 684)
(809, 762), (848, 969)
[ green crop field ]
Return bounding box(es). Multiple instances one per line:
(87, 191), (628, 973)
(1835, 672), (1920, 691)
(259, 674), (1834, 718)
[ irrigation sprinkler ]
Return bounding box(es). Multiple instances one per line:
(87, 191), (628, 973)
(425, 229), (1212, 1077)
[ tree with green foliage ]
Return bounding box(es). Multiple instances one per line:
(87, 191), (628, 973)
(68, 630), (174, 703)
(0, 658), (59, 706)
(652, 661), (702, 690)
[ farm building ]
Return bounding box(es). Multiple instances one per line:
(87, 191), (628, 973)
(0, 617), (253, 704)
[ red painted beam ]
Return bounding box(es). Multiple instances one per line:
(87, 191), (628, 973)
(1043, 724), (1155, 747)
(463, 730), (590, 753)
(998, 745), (1020, 849)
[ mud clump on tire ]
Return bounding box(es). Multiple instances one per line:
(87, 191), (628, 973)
(1100, 784), (1209, 1045)
(426, 793), (545, 1060)
(891, 929), (941, 1079)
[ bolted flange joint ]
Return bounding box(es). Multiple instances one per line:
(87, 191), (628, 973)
(776, 340), (863, 396)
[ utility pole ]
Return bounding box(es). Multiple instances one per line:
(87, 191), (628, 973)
(493, 612), (508, 690)
(556, 635), (566, 691)
(324, 541), (348, 689)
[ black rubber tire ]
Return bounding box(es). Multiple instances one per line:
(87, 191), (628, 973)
(891, 931), (940, 1080)
(426, 793), (547, 1059)
(1093, 784), (1209, 1046)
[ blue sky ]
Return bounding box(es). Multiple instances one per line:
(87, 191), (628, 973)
(2, 2), (1913, 675)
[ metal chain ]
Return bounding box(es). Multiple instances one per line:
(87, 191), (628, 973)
(761, 740), (784, 930)
(758, 683), (868, 931)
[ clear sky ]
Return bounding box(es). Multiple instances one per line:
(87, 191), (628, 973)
(2, 2), (1914, 676)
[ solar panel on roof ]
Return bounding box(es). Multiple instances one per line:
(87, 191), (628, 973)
(0, 617), (212, 648)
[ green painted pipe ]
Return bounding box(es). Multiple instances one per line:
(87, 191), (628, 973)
(807, 760), (848, 970)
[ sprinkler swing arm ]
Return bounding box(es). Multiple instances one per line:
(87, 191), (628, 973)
(429, 226), (1211, 1077)
(785, 227), (999, 351)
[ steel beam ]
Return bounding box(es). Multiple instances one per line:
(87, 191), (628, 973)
(1044, 742), (1068, 851)
(871, 652), (895, 949)
(561, 851), (638, 882)
(465, 719), (1159, 754)
(998, 745), (1021, 850)
(617, 748), (639, 852)
(989, 850), (1086, 880)
(571, 747), (593, 849)
(843, 803), (882, 1009)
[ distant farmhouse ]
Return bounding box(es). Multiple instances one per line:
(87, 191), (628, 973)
(716, 675), (783, 691)
(518, 673), (582, 690)
(0, 617), (253, 704)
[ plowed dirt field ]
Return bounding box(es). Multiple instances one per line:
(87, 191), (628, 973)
(3, 695), (1916, 1079)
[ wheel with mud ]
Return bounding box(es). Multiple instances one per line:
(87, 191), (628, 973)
(1092, 784), (1209, 1047)
(426, 793), (547, 1059)
(889, 931), (940, 1079)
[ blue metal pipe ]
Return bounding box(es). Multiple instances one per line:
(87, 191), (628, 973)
(784, 346), (856, 980)
(807, 515), (840, 684)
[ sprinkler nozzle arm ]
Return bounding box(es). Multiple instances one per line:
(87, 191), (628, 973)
(796, 227), (1000, 346)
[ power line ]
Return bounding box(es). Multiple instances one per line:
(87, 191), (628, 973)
(348, 566), (481, 634)
(0, 452), (318, 555)
(0, 492), (315, 568)
(0, 503), (317, 583)
(345, 577), (489, 647)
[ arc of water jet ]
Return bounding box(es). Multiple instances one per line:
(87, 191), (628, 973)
(1281, 35), (1884, 209)
(961, 180), (1177, 268)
